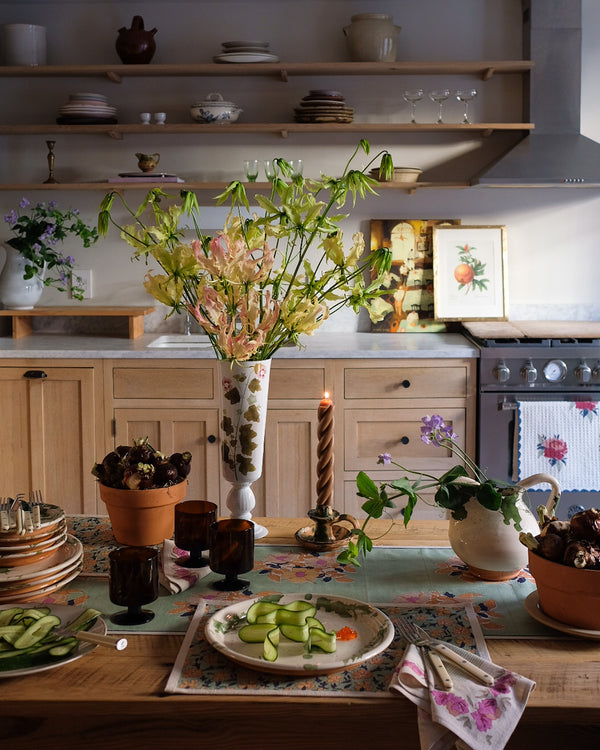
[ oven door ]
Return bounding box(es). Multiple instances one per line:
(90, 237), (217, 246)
(478, 392), (600, 520)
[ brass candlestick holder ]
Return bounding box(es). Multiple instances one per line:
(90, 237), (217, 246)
(43, 140), (58, 184)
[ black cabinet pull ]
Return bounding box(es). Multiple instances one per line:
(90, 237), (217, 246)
(400, 379), (410, 389)
(400, 436), (409, 445)
(207, 434), (217, 444)
(23, 370), (47, 379)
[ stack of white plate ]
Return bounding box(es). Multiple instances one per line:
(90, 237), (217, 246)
(293, 89), (354, 124)
(214, 40), (279, 63)
(57, 93), (118, 124)
(0, 505), (82, 603)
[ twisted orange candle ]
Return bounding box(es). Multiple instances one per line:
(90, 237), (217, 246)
(316, 392), (334, 509)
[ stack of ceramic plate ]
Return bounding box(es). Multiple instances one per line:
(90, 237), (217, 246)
(0, 504), (83, 603)
(293, 90), (354, 124)
(57, 92), (118, 124)
(214, 40), (279, 63)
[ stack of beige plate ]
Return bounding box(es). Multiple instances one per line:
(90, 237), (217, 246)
(0, 504), (82, 603)
(369, 166), (423, 183)
(56, 93), (118, 124)
(293, 89), (354, 124)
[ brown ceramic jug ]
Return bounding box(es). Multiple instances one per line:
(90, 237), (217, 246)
(116, 16), (157, 65)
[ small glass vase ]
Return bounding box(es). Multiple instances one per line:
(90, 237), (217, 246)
(0, 243), (45, 309)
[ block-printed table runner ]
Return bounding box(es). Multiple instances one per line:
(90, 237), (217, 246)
(49, 516), (554, 638)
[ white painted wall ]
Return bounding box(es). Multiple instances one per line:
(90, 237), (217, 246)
(1, 0), (599, 330)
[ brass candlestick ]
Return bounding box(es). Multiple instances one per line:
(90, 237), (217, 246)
(43, 140), (58, 184)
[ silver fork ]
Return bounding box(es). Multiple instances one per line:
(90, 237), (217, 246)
(398, 618), (494, 687)
(28, 489), (44, 528)
(397, 617), (454, 690)
(0, 497), (12, 532)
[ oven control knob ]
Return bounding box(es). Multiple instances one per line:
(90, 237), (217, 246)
(543, 359), (567, 383)
(575, 361), (592, 383)
(520, 360), (537, 383)
(493, 361), (510, 382)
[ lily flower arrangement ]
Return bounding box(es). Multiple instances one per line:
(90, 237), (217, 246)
(338, 414), (522, 566)
(4, 198), (98, 299)
(98, 140), (395, 361)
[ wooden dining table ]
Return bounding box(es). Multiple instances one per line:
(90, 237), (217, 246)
(1, 518), (599, 750)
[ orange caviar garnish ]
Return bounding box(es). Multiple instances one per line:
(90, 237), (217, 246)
(336, 626), (358, 641)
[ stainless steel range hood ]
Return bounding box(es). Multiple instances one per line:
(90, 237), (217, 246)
(475, 0), (600, 187)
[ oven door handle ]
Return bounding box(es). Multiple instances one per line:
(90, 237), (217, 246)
(500, 398), (517, 411)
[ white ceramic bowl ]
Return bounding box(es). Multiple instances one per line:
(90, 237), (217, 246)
(190, 93), (242, 123)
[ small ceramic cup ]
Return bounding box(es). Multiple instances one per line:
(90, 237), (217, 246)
(139, 112), (151, 125)
(153, 112), (166, 125)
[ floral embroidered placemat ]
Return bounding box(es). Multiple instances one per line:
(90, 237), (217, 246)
(165, 602), (488, 697)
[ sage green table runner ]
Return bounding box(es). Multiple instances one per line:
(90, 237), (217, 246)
(51, 516), (553, 638)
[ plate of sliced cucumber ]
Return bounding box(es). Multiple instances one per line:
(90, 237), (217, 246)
(0, 604), (106, 677)
(205, 593), (394, 675)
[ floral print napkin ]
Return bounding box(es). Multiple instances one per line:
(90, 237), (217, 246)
(159, 539), (211, 593)
(390, 641), (535, 750)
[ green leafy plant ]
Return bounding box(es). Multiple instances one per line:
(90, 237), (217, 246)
(337, 414), (524, 566)
(4, 198), (98, 299)
(98, 140), (395, 362)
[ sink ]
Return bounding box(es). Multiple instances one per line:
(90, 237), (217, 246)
(147, 334), (212, 349)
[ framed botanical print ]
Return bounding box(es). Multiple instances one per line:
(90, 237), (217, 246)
(432, 225), (508, 321)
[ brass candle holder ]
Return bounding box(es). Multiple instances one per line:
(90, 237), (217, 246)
(295, 393), (357, 551)
(43, 140), (58, 184)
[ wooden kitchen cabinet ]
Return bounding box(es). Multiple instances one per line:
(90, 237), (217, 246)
(0, 361), (102, 513)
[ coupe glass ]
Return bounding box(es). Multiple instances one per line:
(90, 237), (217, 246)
(243, 159), (259, 182)
(209, 519), (254, 591)
(402, 89), (424, 123)
(456, 89), (478, 123)
(109, 546), (159, 625)
(174, 500), (217, 568)
(429, 89), (451, 123)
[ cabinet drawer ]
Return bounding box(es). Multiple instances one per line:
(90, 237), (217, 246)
(268, 366), (325, 400)
(344, 407), (466, 472)
(344, 366), (467, 399)
(113, 367), (215, 399)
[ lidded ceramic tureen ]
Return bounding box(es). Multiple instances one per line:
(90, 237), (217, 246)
(190, 93), (242, 123)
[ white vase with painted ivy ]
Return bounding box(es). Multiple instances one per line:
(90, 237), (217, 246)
(219, 358), (271, 539)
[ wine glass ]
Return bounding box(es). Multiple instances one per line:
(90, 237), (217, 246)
(243, 159), (259, 182)
(429, 89), (451, 123)
(402, 89), (424, 123)
(290, 159), (303, 179)
(109, 546), (159, 625)
(174, 500), (217, 568)
(264, 160), (277, 182)
(209, 519), (254, 591)
(456, 89), (478, 123)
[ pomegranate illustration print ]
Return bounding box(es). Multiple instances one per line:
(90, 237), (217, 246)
(454, 242), (489, 293)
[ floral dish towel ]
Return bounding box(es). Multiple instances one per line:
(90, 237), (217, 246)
(389, 640), (535, 750)
(513, 400), (600, 491)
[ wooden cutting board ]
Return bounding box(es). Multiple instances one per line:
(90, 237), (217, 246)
(463, 321), (600, 339)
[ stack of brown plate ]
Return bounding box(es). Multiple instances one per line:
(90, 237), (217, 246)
(0, 504), (82, 603)
(293, 89), (354, 124)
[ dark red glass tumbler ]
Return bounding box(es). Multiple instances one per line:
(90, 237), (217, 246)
(209, 519), (254, 591)
(109, 546), (159, 625)
(174, 500), (217, 567)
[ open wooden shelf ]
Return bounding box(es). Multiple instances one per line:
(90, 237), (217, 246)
(0, 60), (535, 83)
(0, 306), (155, 339)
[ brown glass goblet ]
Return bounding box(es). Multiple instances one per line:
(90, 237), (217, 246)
(209, 519), (254, 591)
(109, 546), (159, 625)
(174, 500), (217, 567)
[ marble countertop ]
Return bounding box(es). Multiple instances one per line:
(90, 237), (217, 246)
(0, 332), (479, 359)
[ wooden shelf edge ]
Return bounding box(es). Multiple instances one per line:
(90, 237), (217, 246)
(0, 306), (155, 339)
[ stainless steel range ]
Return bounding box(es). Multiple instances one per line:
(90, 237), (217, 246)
(463, 321), (600, 520)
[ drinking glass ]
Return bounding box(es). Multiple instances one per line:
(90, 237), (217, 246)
(109, 546), (159, 625)
(429, 89), (451, 123)
(402, 89), (424, 123)
(456, 89), (478, 123)
(243, 159), (259, 182)
(290, 159), (303, 178)
(174, 500), (217, 568)
(264, 160), (277, 182)
(209, 519), (254, 591)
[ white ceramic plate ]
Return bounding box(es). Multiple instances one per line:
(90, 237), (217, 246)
(205, 593), (394, 675)
(0, 603), (106, 677)
(0, 521), (66, 552)
(221, 40), (270, 48)
(0, 504), (64, 540)
(0, 564), (82, 603)
(213, 52), (280, 63)
(0, 530), (68, 564)
(0, 535), (82, 583)
(524, 591), (600, 640)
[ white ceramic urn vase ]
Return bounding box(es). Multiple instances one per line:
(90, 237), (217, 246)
(447, 473), (561, 580)
(0, 243), (45, 309)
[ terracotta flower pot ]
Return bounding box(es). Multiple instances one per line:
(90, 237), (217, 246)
(528, 549), (600, 630)
(99, 480), (187, 546)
